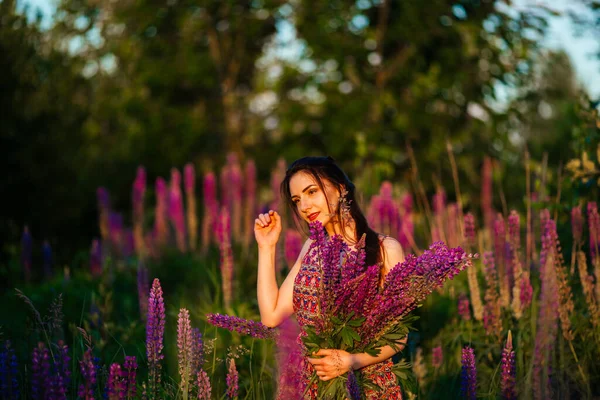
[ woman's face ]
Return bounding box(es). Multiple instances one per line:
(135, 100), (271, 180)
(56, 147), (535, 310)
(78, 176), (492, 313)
(289, 171), (340, 227)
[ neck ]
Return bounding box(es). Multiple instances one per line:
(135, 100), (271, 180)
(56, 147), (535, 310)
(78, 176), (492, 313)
(324, 219), (357, 244)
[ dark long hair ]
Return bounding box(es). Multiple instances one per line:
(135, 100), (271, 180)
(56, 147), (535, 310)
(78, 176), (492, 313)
(280, 156), (384, 267)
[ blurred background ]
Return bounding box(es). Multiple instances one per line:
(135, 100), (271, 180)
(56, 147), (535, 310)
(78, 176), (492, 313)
(1, 0), (600, 398)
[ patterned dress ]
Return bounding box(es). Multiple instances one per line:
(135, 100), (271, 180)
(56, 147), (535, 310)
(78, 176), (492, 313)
(291, 244), (403, 399)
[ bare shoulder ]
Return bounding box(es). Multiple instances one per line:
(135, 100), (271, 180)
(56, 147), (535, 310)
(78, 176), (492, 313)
(379, 236), (405, 274)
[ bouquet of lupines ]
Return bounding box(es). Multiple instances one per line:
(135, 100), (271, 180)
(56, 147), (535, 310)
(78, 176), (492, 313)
(302, 221), (476, 398)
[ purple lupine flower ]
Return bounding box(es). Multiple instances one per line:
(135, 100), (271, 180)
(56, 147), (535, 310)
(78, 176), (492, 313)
(31, 342), (47, 399)
(177, 308), (193, 399)
(221, 153), (243, 240)
(571, 206), (583, 246)
(340, 233), (367, 283)
(458, 294), (472, 321)
(191, 328), (204, 376)
(501, 331), (516, 400)
(123, 356), (137, 399)
(197, 370), (211, 400)
(146, 278), (165, 398)
(464, 213), (476, 248)
(508, 211), (520, 250)
(346, 369), (361, 400)
(460, 346), (477, 400)
(432, 346), (443, 369)
(206, 314), (275, 339)
(108, 212), (124, 255)
(21, 226), (32, 282)
(90, 239), (103, 277)
(55, 340), (71, 396)
(169, 168), (187, 252)
(225, 358), (239, 399)
(493, 214), (510, 308)
(373, 181), (401, 236)
(216, 207), (234, 308)
(398, 205), (414, 252)
(482, 251), (502, 336)
(284, 229), (303, 268)
(201, 171), (219, 253)
(243, 159), (257, 245)
(41, 240), (53, 279)
(184, 163), (198, 252)
(132, 166), (146, 256)
(0, 341), (19, 400)
(137, 259), (150, 320)
(154, 177), (169, 249)
(97, 187), (111, 242)
(78, 348), (97, 399)
(108, 363), (126, 399)
(432, 188), (447, 215)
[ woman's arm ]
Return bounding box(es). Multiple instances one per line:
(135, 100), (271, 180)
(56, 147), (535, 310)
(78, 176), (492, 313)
(308, 236), (407, 380)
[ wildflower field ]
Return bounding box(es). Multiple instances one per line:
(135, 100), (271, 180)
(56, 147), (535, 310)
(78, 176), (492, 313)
(1, 134), (600, 400)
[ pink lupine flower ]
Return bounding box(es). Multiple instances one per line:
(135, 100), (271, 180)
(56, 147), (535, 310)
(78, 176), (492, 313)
(482, 251), (502, 338)
(500, 331), (516, 400)
(178, 308), (193, 399)
(169, 168), (187, 252)
(217, 207), (234, 308)
(78, 348), (97, 399)
(463, 213), (476, 249)
(196, 370), (211, 400)
(207, 314), (275, 339)
(226, 358), (239, 399)
(571, 205), (583, 246)
(458, 293), (472, 321)
(201, 172), (219, 253)
(123, 356), (137, 399)
(587, 202), (600, 263)
(146, 278), (165, 398)
(108, 363), (126, 400)
(184, 163), (198, 251)
(154, 177), (169, 249)
(243, 159), (257, 246)
(275, 318), (304, 400)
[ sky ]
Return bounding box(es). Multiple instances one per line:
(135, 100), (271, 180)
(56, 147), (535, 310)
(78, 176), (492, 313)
(16, 0), (600, 98)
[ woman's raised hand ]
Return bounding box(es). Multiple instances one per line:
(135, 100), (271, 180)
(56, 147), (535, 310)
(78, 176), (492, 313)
(254, 210), (282, 248)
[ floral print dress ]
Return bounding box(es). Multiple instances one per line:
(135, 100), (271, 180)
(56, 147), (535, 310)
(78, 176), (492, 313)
(290, 244), (403, 399)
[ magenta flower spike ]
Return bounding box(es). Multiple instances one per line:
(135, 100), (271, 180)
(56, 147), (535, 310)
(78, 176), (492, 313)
(206, 314), (275, 339)
(97, 187), (111, 242)
(123, 356), (137, 399)
(154, 177), (168, 249)
(78, 348), (97, 399)
(225, 358), (239, 399)
(464, 213), (476, 249)
(177, 308), (193, 399)
(108, 363), (126, 400)
(191, 328), (204, 376)
(132, 166), (146, 256)
(201, 171), (219, 253)
(226, 153), (244, 241)
(461, 346), (477, 400)
(275, 318), (304, 400)
(587, 202), (600, 263)
(184, 163), (198, 251)
(217, 207), (234, 308)
(196, 370), (211, 400)
(20, 226), (32, 282)
(243, 159), (257, 245)
(169, 168), (187, 253)
(146, 278), (165, 398)
(571, 206), (583, 247)
(458, 293), (472, 321)
(500, 331), (516, 400)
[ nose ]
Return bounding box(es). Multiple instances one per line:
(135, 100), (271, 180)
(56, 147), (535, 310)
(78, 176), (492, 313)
(299, 197), (311, 214)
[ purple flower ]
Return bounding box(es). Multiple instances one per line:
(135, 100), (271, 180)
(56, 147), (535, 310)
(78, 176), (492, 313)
(501, 331), (516, 400)
(123, 356), (137, 399)
(169, 168), (187, 252)
(108, 363), (126, 399)
(146, 278), (165, 397)
(201, 171), (219, 253)
(226, 358), (238, 399)
(184, 163), (198, 251)
(275, 318), (304, 400)
(90, 239), (103, 277)
(284, 229), (303, 268)
(217, 207), (234, 308)
(0, 341), (19, 399)
(461, 346), (477, 400)
(206, 314), (275, 339)
(243, 159), (257, 244)
(432, 346), (443, 369)
(463, 213), (476, 248)
(154, 177), (169, 248)
(177, 308), (193, 397)
(196, 369), (211, 400)
(458, 294), (472, 321)
(508, 211), (520, 250)
(346, 369), (361, 400)
(32, 342), (50, 399)
(587, 202), (600, 262)
(78, 348), (97, 399)
(133, 166), (146, 255)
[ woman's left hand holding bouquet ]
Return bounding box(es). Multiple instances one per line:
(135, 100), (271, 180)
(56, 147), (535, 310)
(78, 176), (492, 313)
(307, 349), (354, 381)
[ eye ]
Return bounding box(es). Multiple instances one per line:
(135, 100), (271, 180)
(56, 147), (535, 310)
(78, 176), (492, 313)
(308, 188), (317, 195)
(292, 198), (299, 204)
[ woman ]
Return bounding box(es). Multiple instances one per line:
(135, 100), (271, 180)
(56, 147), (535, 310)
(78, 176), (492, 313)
(255, 156), (406, 399)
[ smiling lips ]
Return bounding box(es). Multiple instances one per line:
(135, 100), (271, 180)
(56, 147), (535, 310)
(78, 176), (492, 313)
(308, 212), (320, 221)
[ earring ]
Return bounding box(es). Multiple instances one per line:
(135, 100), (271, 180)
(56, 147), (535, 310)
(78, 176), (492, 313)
(339, 189), (352, 223)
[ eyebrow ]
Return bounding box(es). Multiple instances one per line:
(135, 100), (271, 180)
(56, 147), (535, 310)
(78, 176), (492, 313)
(291, 184), (317, 199)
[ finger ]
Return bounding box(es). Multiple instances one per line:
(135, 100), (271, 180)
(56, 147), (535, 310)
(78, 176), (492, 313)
(259, 215), (269, 225)
(307, 357), (323, 365)
(255, 218), (264, 228)
(315, 349), (333, 356)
